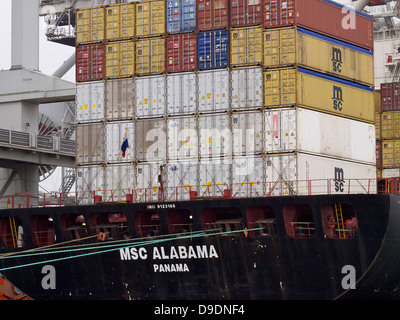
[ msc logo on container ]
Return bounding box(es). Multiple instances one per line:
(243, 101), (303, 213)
(332, 86), (343, 111)
(331, 47), (343, 73)
(334, 167), (345, 192)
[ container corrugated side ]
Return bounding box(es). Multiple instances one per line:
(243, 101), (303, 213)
(232, 111), (263, 155)
(105, 78), (135, 120)
(232, 155), (264, 198)
(136, 161), (166, 202)
(105, 3), (135, 41)
(231, 67), (263, 110)
(197, 29), (229, 70)
(76, 44), (105, 82)
(381, 111), (400, 139)
(198, 158), (231, 197)
(76, 81), (105, 123)
(105, 41), (135, 79)
(76, 123), (105, 165)
(230, 0), (263, 27)
(382, 139), (400, 168)
(136, 119), (167, 162)
(104, 163), (135, 202)
(135, 37), (165, 75)
(263, 67), (375, 123)
(76, 7), (105, 44)
(167, 116), (198, 160)
(263, 0), (374, 51)
(167, 0), (196, 34)
(166, 33), (197, 73)
(265, 153), (377, 196)
(198, 69), (229, 113)
(105, 121), (135, 163)
(135, 0), (165, 38)
(166, 72), (197, 114)
(381, 82), (400, 111)
(76, 165), (105, 204)
(263, 26), (374, 87)
(197, 0), (229, 31)
(230, 26), (263, 67)
(198, 113), (230, 157)
(264, 108), (376, 164)
(135, 75), (166, 118)
(166, 160), (198, 201)
(376, 140), (382, 169)
(375, 112), (381, 140)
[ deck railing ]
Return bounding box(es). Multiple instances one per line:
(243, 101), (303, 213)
(0, 177), (384, 209)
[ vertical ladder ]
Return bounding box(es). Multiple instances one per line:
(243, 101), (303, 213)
(334, 203), (345, 239)
(8, 217), (18, 248)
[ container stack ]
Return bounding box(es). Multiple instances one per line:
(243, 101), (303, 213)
(377, 82), (400, 178)
(75, 0), (377, 203)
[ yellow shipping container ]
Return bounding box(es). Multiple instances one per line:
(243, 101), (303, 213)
(381, 111), (400, 139)
(105, 3), (135, 41)
(135, 0), (165, 38)
(374, 90), (381, 113)
(106, 41), (135, 79)
(263, 26), (374, 87)
(382, 139), (400, 168)
(375, 112), (381, 140)
(76, 7), (105, 44)
(135, 37), (165, 75)
(263, 67), (374, 123)
(231, 26), (263, 67)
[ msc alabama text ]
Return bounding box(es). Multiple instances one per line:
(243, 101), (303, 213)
(154, 303), (245, 318)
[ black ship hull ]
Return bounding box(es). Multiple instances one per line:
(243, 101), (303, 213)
(0, 193), (399, 300)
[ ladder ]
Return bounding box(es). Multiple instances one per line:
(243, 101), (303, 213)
(8, 217), (18, 248)
(334, 203), (345, 239)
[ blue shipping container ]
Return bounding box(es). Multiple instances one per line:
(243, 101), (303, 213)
(167, 0), (196, 34)
(197, 29), (229, 70)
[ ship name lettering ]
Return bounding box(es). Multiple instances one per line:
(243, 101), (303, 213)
(153, 245), (219, 260)
(119, 247), (148, 260)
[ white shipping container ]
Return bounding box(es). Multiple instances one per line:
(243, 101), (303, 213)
(135, 75), (166, 118)
(76, 165), (105, 204)
(264, 108), (376, 164)
(198, 69), (229, 113)
(265, 153), (377, 196)
(105, 121), (135, 163)
(231, 67), (263, 110)
(198, 113), (231, 157)
(232, 111), (263, 155)
(166, 161), (198, 201)
(198, 158), (231, 198)
(136, 162), (165, 202)
(166, 72), (197, 115)
(76, 123), (105, 165)
(104, 163), (135, 202)
(105, 78), (135, 120)
(382, 168), (400, 178)
(76, 81), (105, 123)
(136, 119), (167, 161)
(232, 156), (264, 198)
(167, 116), (198, 160)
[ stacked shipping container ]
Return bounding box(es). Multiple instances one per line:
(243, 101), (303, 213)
(75, 0), (376, 203)
(376, 83), (400, 178)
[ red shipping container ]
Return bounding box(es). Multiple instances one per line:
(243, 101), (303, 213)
(230, 0), (263, 27)
(263, 0), (374, 51)
(76, 44), (105, 82)
(197, 0), (229, 31)
(166, 33), (197, 73)
(381, 82), (400, 111)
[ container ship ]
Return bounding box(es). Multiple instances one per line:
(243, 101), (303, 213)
(0, 0), (399, 300)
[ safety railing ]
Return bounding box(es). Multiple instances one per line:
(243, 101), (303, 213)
(0, 178), (382, 210)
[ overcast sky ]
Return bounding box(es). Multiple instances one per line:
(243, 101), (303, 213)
(0, 0), (75, 81)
